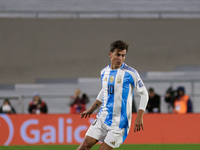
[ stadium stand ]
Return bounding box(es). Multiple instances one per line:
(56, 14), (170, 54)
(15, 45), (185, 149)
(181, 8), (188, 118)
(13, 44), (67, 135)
(0, 0), (200, 18)
(0, 73), (200, 114)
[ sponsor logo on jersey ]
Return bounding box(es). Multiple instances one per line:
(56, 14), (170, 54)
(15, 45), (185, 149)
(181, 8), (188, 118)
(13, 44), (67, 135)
(110, 76), (114, 83)
(117, 75), (122, 83)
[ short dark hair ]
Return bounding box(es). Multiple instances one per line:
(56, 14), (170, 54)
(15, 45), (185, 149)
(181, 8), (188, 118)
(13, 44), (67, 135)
(3, 98), (11, 105)
(110, 40), (129, 53)
(148, 88), (154, 92)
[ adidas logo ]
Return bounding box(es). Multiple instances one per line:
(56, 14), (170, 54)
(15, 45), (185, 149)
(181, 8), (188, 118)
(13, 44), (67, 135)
(110, 141), (115, 145)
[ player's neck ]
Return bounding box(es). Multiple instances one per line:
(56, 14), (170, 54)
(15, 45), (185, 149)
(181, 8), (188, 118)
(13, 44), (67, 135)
(110, 64), (120, 70)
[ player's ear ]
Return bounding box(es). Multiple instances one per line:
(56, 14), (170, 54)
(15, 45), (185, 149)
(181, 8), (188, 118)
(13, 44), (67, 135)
(109, 52), (113, 58)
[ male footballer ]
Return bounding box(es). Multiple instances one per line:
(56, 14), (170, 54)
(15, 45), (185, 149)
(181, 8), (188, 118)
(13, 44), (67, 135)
(77, 40), (149, 150)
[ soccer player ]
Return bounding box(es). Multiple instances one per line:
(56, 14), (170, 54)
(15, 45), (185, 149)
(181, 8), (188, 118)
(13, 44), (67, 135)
(77, 40), (149, 150)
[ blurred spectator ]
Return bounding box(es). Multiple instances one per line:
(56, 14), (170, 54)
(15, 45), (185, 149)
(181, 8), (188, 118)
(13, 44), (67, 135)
(82, 93), (90, 104)
(146, 88), (161, 113)
(0, 98), (16, 114)
(69, 89), (90, 114)
(164, 87), (177, 113)
(173, 86), (193, 114)
(28, 92), (48, 114)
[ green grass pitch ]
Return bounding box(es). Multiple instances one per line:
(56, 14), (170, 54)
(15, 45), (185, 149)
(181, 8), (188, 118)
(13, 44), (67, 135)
(0, 144), (200, 150)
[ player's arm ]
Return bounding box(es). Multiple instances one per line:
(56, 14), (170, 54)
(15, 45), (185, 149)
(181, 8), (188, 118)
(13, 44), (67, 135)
(80, 89), (103, 118)
(81, 100), (102, 118)
(134, 86), (149, 132)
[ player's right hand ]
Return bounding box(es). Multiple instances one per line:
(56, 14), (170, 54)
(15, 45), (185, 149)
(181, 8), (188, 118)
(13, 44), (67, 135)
(80, 110), (92, 118)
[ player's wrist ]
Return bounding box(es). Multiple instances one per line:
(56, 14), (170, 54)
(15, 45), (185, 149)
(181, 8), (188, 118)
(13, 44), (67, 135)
(88, 107), (95, 114)
(136, 109), (144, 119)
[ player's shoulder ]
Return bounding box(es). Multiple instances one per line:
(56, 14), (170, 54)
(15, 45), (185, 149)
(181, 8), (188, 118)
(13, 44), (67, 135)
(123, 63), (138, 74)
(123, 64), (140, 79)
(100, 65), (110, 75)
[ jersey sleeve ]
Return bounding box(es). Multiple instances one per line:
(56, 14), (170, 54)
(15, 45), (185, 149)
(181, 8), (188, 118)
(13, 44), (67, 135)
(97, 66), (108, 102)
(96, 67), (106, 103)
(96, 88), (103, 102)
(138, 87), (149, 110)
(132, 70), (149, 111)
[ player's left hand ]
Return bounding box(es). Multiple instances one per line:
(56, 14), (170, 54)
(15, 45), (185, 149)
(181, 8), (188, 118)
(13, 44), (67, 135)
(134, 117), (144, 132)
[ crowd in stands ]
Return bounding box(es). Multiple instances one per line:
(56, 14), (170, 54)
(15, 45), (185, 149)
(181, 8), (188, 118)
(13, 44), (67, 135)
(146, 86), (193, 114)
(69, 88), (90, 114)
(0, 98), (16, 114)
(165, 86), (193, 114)
(0, 86), (193, 114)
(28, 92), (48, 114)
(146, 87), (161, 113)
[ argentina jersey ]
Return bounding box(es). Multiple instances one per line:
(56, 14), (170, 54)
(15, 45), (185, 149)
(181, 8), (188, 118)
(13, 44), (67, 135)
(96, 63), (146, 130)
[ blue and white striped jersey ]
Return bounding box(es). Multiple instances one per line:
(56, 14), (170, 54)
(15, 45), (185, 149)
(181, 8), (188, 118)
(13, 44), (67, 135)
(96, 63), (148, 131)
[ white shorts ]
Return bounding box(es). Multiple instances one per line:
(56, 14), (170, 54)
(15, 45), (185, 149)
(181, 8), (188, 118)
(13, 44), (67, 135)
(86, 118), (126, 148)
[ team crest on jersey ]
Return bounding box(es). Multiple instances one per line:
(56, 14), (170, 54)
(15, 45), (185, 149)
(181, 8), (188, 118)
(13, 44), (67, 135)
(103, 77), (107, 81)
(110, 76), (114, 83)
(117, 75), (122, 83)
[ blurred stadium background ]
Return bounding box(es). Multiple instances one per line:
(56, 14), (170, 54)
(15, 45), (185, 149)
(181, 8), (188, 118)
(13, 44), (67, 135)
(0, 0), (200, 149)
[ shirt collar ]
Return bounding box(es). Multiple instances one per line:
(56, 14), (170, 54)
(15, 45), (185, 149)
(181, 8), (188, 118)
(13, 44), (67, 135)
(109, 63), (125, 70)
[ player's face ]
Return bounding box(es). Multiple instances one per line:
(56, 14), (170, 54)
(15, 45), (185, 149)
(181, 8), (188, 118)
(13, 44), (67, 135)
(109, 49), (126, 69)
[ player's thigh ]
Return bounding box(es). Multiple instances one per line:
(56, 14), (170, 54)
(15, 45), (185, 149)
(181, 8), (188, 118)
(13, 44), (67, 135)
(104, 128), (125, 148)
(99, 142), (113, 150)
(86, 119), (107, 141)
(77, 135), (98, 150)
